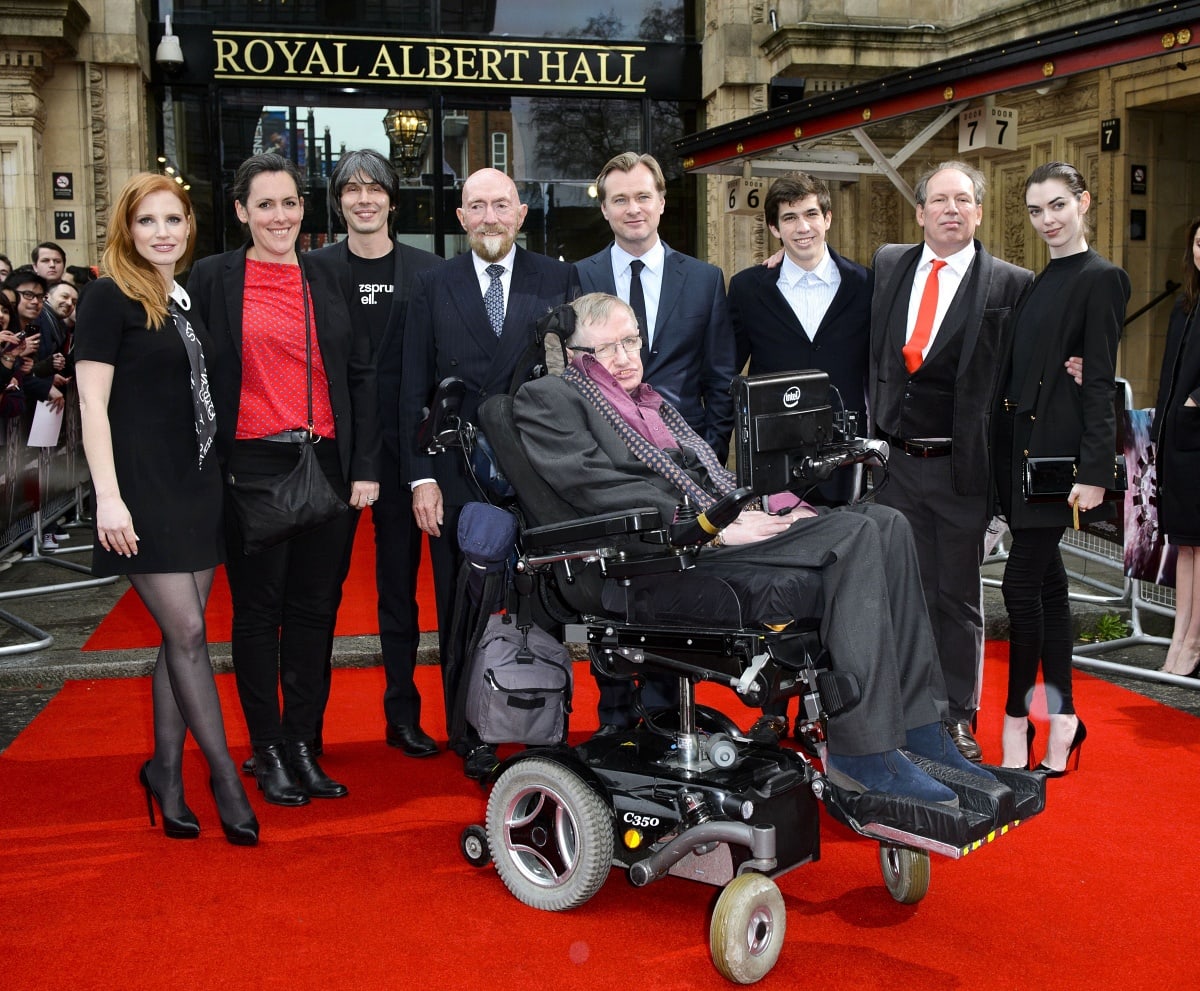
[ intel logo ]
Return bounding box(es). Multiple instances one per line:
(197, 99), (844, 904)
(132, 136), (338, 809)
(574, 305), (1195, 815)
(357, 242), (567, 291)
(783, 386), (802, 408)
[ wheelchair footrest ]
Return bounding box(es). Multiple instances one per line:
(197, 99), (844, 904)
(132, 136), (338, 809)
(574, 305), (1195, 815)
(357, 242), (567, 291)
(820, 760), (1044, 860)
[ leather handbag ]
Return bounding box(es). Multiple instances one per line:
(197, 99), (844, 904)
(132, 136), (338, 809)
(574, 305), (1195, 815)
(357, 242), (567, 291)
(226, 264), (348, 554)
(1021, 454), (1128, 504)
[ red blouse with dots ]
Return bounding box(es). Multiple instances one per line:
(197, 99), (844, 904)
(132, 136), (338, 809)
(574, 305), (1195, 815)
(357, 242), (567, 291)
(235, 258), (336, 440)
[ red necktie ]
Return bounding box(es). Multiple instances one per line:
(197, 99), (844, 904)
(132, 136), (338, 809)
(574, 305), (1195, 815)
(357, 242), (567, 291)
(903, 258), (947, 373)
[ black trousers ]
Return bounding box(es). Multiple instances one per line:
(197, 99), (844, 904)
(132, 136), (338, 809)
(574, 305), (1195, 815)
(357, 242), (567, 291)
(225, 438), (356, 748)
(374, 447), (426, 728)
(1001, 524), (1074, 717)
(426, 500), (464, 724)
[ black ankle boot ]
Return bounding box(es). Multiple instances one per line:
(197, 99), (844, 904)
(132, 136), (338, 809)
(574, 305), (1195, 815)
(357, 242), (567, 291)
(252, 744), (310, 806)
(283, 740), (348, 799)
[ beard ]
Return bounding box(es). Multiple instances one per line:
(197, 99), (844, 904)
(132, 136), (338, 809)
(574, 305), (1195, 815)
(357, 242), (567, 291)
(469, 231), (514, 262)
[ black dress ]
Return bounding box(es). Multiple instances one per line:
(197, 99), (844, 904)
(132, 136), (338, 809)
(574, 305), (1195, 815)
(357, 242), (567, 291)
(74, 278), (224, 577)
(1154, 296), (1200, 545)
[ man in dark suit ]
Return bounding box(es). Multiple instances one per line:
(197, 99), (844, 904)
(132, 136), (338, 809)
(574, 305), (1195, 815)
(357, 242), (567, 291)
(513, 292), (995, 805)
(728, 172), (871, 506)
(398, 167), (577, 774)
(312, 150), (444, 759)
(575, 152), (736, 461)
(870, 160), (1033, 761)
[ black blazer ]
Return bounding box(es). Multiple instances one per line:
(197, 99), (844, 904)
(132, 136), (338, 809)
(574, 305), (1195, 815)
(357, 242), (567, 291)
(1154, 296), (1200, 537)
(575, 241), (736, 461)
(728, 247), (871, 417)
(398, 247), (578, 506)
(870, 241), (1033, 497)
(994, 249), (1129, 529)
(185, 245), (380, 484)
(309, 237), (444, 462)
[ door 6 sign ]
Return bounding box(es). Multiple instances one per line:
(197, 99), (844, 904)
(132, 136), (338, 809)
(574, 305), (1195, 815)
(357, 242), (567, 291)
(957, 106), (1019, 156)
(53, 211), (76, 240)
(725, 177), (767, 216)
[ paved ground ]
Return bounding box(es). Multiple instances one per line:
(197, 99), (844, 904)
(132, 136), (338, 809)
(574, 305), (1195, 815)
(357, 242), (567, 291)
(1, 527), (1197, 753)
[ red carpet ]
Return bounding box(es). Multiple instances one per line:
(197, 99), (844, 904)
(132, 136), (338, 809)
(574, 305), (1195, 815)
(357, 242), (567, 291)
(83, 509), (438, 650)
(2, 644), (1198, 990)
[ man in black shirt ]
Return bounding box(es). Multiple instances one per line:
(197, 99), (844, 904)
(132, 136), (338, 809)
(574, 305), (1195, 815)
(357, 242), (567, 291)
(312, 150), (444, 757)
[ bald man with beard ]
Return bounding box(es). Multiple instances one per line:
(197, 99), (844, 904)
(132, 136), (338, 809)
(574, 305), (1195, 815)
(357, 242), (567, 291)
(397, 168), (578, 772)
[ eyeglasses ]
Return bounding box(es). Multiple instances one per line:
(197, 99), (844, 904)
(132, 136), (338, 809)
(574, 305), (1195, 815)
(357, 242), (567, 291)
(569, 336), (643, 361)
(16, 290), (45, 302)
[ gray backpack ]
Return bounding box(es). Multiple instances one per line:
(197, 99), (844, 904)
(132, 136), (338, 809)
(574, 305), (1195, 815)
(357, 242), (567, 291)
(466, 614), (572, 745)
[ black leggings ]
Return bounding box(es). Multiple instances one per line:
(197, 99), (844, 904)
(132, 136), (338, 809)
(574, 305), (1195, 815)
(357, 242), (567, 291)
(1001, 525), (1074, 717)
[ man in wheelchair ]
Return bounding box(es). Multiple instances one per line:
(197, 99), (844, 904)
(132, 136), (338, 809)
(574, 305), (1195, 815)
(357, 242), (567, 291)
(511, 292), (994, 806)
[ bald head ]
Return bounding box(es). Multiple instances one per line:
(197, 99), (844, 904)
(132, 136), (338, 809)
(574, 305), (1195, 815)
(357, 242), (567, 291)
(457, 168), (528, 262)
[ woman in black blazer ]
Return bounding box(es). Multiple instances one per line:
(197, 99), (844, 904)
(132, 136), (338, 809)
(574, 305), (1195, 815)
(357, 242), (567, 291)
(1153, 217), (1200, 678)
(187, 154), (379, 806)
(992, 162), (1129, 775)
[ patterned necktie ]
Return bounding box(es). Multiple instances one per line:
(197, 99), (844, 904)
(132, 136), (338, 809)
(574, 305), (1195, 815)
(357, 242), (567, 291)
(628, 259), (650, 347)
(902, 258), (947, 373)
(484, 263), (505, 337)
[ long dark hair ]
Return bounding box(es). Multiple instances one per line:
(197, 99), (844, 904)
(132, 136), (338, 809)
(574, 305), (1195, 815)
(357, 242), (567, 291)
(1183, 216), (1200, 315)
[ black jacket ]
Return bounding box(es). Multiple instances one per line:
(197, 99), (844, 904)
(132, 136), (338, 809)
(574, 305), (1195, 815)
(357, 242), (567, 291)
(186, 245), (380, 484)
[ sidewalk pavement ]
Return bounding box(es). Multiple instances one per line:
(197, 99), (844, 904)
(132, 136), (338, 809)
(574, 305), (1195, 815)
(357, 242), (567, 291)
(1, 530), (1197, 751)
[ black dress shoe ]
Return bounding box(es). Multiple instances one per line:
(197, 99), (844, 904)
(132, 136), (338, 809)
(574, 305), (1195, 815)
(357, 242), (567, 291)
(251, 744), (310, 807)
(283, 740), (348, 799)
(241, 756), (255, 776)
(591, 723), (625, 739)
(386, 722), (438, 757)
(463, 745), (499, 783)
(747, 715), (788, 744)
(944, 719), (983, 763)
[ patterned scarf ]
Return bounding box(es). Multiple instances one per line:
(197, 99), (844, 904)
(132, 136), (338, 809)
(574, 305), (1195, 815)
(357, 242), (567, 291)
(168, 285), (217, 468)
(561, 360), (735, 511)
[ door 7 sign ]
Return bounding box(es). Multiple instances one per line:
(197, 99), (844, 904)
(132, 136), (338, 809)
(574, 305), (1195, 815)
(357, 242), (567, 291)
(957, 106), (1018, 156)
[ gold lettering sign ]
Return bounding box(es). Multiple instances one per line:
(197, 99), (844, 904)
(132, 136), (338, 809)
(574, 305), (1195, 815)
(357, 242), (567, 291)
(211, 30), (649, 94)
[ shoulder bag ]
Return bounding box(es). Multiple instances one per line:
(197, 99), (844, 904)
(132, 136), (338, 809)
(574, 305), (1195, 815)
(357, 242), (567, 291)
(226, 263), (349, 554)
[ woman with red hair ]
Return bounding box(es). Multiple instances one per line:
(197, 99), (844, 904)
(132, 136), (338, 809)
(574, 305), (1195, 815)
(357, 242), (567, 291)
(75, 173), (257, 846)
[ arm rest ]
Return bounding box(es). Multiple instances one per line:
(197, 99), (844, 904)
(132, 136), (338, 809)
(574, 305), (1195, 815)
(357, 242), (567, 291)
(522, 506), (664, 551)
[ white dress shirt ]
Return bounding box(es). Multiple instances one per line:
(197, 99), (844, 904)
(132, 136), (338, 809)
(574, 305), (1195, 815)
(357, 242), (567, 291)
(776, 248), (842, 341)
(609, 239), (665, 346)
(471, 244), (518, 319)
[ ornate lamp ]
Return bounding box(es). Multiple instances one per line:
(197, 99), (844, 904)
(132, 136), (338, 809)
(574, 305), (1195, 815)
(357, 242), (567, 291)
(384, 108), (430, 178)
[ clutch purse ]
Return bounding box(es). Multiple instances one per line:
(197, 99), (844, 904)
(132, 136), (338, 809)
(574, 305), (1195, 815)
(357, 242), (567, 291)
(1021, 455), (1128, 504)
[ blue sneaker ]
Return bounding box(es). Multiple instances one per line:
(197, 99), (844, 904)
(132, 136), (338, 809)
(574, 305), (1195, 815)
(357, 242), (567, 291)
(905, 722), (996, 781)
(825, 748), (958, 806)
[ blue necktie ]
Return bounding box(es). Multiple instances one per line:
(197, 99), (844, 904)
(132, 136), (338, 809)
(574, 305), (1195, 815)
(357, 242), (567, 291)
(484, 264), (505, 336)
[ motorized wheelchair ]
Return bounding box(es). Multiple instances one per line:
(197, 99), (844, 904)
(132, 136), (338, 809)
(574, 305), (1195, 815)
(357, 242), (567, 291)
(424, 363), (1046, 985)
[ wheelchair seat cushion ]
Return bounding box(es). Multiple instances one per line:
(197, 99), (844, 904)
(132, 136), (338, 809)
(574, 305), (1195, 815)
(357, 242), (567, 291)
(601, 560), (824, 630)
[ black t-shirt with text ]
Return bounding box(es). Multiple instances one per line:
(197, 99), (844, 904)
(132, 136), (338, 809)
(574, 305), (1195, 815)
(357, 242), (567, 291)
(347, 248), (395, 354)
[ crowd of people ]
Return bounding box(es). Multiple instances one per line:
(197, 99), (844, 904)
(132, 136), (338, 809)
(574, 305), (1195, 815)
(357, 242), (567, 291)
(29, 143), (1200, 845)
(1, 242), (95, 549)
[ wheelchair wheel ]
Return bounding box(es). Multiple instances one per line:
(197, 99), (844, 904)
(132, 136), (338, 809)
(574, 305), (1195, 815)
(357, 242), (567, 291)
(486, 758), (613, 912)
(460, 825), (491, 867)
(878, 843), (930, 904)
(709, 873), (786, 984)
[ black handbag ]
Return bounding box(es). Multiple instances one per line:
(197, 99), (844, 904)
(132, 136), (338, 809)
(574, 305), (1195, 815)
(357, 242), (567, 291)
(1021, 455), (1128, 504)
(226, 265), (348, 554)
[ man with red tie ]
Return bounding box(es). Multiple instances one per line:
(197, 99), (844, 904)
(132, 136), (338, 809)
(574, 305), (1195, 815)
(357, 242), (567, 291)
(869, 161), (1032, 761)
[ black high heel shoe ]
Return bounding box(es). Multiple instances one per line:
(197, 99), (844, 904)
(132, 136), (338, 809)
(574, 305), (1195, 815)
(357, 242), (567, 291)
(1001, 720), (1036, 769)
(210, 778), (259, 847)
(1036, 718), (1087, 778)
(139, 761), (200, 839)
